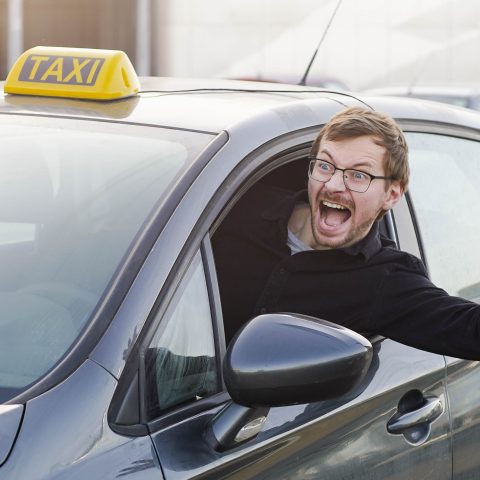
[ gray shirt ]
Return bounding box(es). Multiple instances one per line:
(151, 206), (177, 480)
(287, 228), (313, 255)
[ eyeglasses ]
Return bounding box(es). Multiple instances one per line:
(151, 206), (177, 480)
(308, 157), (395, 193)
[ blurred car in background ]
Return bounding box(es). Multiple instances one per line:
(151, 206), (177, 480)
(232, 74), (350, 90)
(364, 85), (480, 110)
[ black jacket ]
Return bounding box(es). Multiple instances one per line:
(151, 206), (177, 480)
(212, 184), (480, 359)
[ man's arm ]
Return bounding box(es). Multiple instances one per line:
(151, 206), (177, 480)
(372, 258), (480, 360)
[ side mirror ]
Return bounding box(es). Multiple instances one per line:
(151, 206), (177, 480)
(207, 313), (372, 451)
(224, 313), (373, 408)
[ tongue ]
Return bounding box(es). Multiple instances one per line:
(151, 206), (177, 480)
(324, 207), (350, 227)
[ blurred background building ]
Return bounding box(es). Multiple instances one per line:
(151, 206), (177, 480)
(2, 0), (480, 92)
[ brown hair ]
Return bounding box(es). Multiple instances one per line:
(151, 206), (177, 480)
(310, 107), (409, 191)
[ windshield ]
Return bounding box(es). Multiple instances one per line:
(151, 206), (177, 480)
(0, 116), (214, 401)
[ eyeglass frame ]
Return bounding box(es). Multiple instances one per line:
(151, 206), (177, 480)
(308, 156), (395, 193)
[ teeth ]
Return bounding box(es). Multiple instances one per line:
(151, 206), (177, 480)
(323, 200), (347, 210)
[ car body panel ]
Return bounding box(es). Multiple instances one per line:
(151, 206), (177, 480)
(444, 358), (480, 477)
(0, 359), (162, 479)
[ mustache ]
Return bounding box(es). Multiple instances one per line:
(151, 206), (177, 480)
(314, 192), (354, 211)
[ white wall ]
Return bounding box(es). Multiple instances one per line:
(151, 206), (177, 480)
(153, 0), (480, 91)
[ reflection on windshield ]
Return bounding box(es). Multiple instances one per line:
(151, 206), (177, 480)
(0, 118), (213, 401)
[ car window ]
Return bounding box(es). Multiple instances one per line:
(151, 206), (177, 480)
(406, 132), (480, 300)
(144, 251), (218, 419)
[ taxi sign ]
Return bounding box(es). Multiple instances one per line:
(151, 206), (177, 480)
(5, 46), (140, 100)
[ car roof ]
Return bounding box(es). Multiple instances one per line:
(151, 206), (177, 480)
(2, 77), (480, 134)
(0, 77), (357, 132)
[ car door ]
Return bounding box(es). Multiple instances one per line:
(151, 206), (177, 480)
(404, 129), (480, 479)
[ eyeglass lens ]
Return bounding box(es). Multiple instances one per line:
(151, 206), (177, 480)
(309, 160), (371, 193)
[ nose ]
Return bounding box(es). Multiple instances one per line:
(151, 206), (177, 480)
(325, 169), (347, 192)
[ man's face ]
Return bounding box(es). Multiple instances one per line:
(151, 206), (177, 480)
(307, 135), (402, 249)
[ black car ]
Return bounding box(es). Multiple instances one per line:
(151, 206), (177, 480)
(1, 46), (480, 479)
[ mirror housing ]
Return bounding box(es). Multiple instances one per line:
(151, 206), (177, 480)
(224, 313), (373, 408)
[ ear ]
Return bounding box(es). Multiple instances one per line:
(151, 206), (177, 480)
(382, 180), (403, 211)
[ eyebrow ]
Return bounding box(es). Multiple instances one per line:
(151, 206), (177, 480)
(318, 148), (376, 170)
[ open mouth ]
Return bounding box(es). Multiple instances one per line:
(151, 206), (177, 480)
(320, 200), (352, 227)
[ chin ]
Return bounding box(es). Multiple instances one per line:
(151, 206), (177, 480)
(313, 224), (369, 250)
(313, 232), (351, 250)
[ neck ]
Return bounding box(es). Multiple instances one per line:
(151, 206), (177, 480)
(288, 204), (331, 251)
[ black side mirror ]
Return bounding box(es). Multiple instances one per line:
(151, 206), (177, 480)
(225, 313), (373, 408)
(207, 313), (372, 451)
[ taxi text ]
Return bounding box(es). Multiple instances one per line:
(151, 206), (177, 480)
(18, 55), (106, 86)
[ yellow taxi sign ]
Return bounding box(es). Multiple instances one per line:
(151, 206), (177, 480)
(5, 46), (140, 100)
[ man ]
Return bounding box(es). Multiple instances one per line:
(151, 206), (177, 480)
(213, 106), (480, 359)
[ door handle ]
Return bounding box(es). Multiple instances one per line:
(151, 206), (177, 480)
(387, 396), (443, 434)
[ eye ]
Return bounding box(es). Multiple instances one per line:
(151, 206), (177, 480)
(317, 160), (333, 172)
(350, 170), (369, 182)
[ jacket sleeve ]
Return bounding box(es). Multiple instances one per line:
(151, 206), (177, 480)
(370, 256), (480, 360)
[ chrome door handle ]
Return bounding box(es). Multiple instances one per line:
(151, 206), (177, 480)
(387, 397), (443, 434)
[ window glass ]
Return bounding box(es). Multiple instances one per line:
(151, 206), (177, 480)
(407, 132), (480, 299)
(0, 116), (213, 402)
(145, 251), (218, 418)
